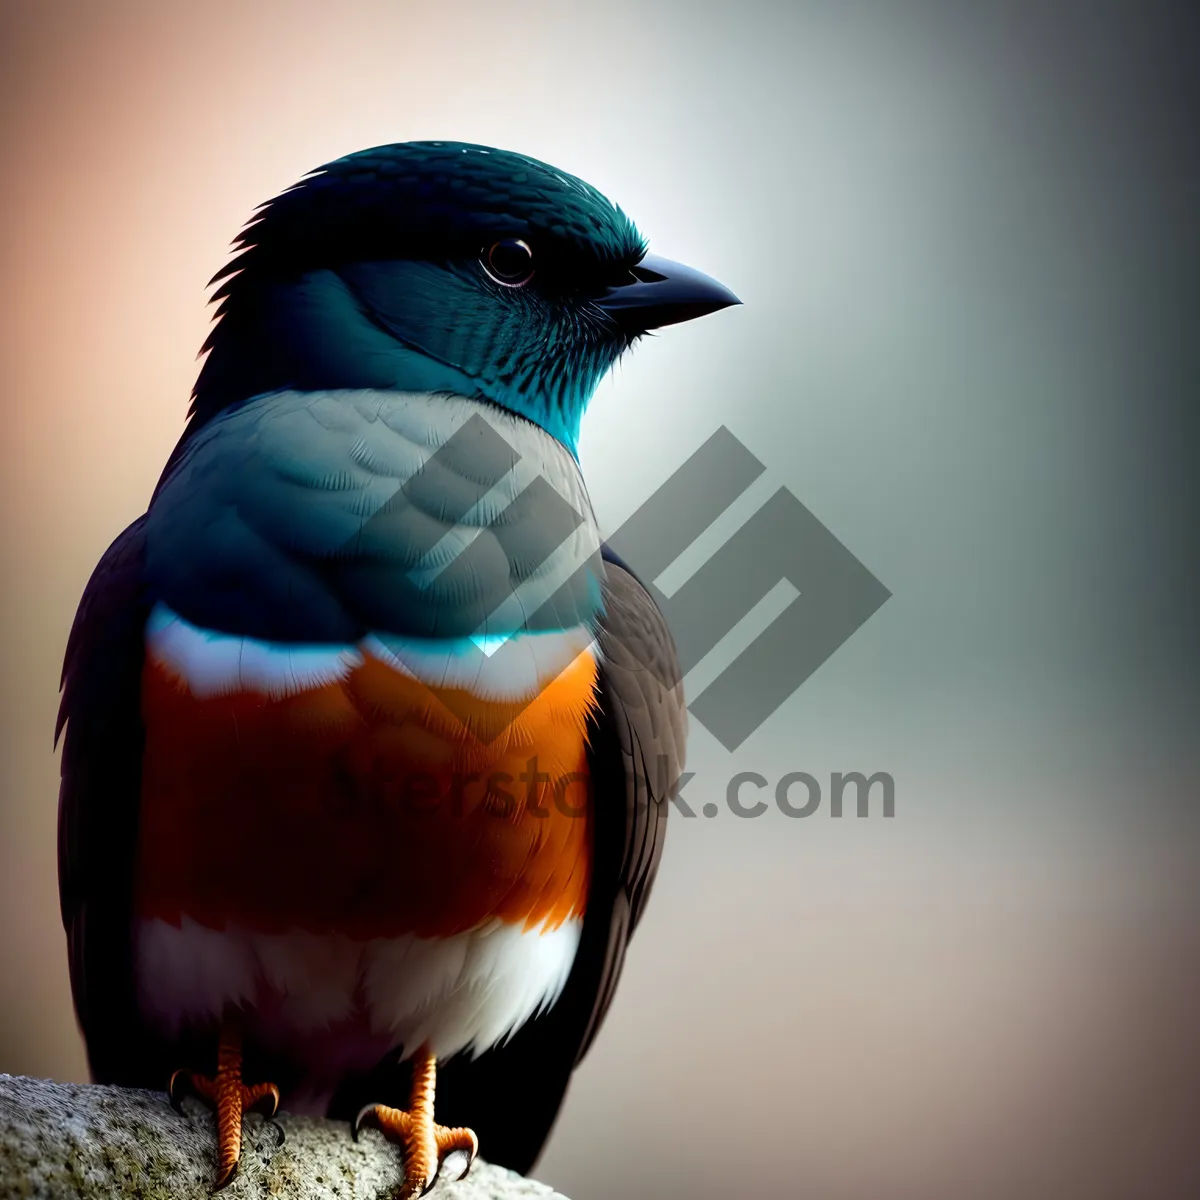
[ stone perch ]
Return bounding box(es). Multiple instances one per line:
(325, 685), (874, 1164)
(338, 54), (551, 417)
(0, 1075), (568, 1199)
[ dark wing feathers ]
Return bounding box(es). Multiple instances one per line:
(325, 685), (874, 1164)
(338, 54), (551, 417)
(57, 516), (168, 1085)
(571, 556), (685, 1055)
(400, 554), (686, 1173)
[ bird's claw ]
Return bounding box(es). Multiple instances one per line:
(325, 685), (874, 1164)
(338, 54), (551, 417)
(245, 1081), (282, 1118)
(440, 1147), (474, 1184)
(352, 1102), (478, 1198)
(168, 1067), (193, 1114)
(167, 1061), (281, 1191)
(351, 1101), (377, 1142)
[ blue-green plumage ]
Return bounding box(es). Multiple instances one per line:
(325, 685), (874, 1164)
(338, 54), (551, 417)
(193, 142), (651, 451)
(145, 390), (607, 643)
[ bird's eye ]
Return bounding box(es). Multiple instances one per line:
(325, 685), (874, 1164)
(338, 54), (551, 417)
(482, 238), (535, 287)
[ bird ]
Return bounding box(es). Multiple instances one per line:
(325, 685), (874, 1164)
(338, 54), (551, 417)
(56, 140), (738, 1197)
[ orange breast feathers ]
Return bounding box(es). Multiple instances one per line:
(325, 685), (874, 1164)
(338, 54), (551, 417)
(135, 633), (599, 942)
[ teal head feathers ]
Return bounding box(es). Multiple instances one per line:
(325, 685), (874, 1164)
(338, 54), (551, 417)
(192, 141), (739, 452)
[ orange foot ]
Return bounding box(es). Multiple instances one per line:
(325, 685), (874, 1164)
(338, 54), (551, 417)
(354, 1048), (479, 1199)
(169, 1020), (281, 1189)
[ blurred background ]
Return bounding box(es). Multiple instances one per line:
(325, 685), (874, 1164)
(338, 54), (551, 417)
(1, 1), (1197, 1197)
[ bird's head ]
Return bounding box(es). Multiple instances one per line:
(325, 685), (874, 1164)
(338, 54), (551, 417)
(192, 141), (738, 453)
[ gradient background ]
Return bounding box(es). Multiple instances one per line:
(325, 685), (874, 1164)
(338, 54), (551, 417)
(2, 2), (1197, 1197)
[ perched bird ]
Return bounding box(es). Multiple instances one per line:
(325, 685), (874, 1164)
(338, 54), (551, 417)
(57, 141), (737, 1195)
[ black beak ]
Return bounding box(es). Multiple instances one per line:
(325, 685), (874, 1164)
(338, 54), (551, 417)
(595, 253), (740, 332)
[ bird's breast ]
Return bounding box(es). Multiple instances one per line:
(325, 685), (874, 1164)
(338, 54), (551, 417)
(134, 604), (598, 941)
(132, 388), (606, 1067)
